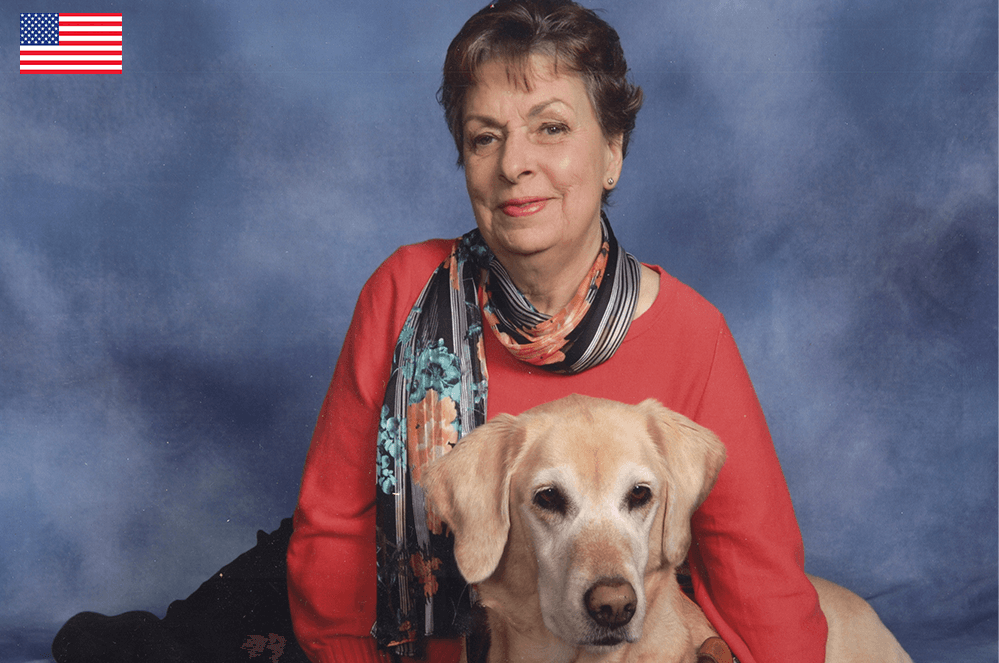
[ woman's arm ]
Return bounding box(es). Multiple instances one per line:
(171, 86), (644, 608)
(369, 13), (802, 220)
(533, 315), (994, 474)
(286, 261), (399, 662)
(286, 241), (463, 663)
(688, 318), (828, 663)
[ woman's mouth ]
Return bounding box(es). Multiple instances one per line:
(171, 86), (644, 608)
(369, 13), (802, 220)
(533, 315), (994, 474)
(499, 197), (548, 217)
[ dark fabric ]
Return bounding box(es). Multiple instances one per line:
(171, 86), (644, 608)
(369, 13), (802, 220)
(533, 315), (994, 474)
(373, 229), (489, 657)
(52, 611), (195, 663)
(52, 518), (309, 663)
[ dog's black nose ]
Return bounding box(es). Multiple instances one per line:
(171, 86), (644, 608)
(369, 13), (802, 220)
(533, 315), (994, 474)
(584, 580), (637, 629)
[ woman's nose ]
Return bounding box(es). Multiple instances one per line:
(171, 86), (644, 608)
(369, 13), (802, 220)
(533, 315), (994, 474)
(498, 132), (534, 183)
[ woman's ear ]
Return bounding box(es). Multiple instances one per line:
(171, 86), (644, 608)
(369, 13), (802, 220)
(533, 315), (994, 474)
(603, 133), (624, 189)
(421, 414), (525, 584)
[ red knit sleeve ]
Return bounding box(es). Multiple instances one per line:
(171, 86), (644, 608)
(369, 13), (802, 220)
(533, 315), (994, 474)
(285, 241), (463, 663)
(687, 316), (828, 663)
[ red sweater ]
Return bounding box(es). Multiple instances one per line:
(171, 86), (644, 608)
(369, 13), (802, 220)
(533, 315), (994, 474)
(287, 239), (828, 663)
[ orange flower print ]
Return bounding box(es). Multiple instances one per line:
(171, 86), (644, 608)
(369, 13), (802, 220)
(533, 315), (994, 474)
(407, 389), (458, 486)
(446, 253), (461, 292)
(483, 301), (569, 366)
(477, 239), (609, 368)
(475, 334), (488, 373)
(410, 553), (442, 598)
(386, 622), (417, 648)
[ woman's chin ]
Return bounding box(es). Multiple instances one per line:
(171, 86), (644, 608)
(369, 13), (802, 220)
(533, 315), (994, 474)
(489, 234), (561, 263)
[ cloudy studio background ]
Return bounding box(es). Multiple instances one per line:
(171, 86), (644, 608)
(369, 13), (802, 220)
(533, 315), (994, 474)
(2, 1), (996, 661)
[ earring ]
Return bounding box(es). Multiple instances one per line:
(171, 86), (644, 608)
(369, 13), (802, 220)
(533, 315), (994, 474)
(607, 178), (615, 186)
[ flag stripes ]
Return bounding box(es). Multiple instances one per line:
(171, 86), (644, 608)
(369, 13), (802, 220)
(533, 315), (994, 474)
(20, 13), (122, 74)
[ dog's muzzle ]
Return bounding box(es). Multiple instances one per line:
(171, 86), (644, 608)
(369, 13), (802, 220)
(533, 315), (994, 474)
(583, 578), (637, 645)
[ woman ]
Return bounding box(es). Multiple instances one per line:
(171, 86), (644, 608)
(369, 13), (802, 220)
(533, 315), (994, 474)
(286, 1), (828, 662)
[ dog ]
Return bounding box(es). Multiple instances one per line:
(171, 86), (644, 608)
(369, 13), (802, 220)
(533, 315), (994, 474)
(423, 395), (913, 663)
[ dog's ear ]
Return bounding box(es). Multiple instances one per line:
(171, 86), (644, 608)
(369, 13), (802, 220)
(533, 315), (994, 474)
(641, 399), (726, 568)
(421, 414), (524, 584)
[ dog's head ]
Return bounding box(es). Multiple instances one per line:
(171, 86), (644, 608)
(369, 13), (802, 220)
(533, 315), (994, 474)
(422, 395), (725, 650)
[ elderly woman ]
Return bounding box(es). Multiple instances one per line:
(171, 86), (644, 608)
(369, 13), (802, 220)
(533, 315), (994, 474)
(286, 1), (828, 662)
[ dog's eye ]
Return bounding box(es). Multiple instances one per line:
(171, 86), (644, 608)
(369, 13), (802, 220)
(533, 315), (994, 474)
(533, 487), (568, 515)
(626, 485), (652, 510)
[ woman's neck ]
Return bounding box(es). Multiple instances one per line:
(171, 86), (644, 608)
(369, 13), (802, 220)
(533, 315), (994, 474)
(494, 231), (603, 316)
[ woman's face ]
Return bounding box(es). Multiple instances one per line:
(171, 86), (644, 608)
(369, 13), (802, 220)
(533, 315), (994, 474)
(462, 54), (623, 270)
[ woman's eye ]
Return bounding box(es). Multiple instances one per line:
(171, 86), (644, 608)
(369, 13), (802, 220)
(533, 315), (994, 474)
(540, 123), (568, 137)
(469, 133), (496, 149)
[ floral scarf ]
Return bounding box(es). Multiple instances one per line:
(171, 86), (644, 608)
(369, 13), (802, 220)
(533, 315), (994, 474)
(374, 214), (641, 656)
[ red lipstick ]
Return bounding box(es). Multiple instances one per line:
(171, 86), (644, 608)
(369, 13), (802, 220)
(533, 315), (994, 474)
(499, 197), (548, 217)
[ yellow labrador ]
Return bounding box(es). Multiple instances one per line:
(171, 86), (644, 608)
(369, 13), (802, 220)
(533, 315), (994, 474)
(423, 395), (913, 663)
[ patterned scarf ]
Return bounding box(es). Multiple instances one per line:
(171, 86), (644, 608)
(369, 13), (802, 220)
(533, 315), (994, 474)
(374, 214), (641, 656)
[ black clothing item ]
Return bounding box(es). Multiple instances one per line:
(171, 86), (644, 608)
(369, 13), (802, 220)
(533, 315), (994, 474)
(52, 518), (309, 663)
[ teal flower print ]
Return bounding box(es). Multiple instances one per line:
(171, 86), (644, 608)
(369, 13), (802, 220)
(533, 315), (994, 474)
(409, 339), (461, 404)
(377, 406), (405, 494)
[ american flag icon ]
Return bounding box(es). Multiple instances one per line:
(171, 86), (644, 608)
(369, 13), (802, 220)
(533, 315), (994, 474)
(20, 13), (122, 74)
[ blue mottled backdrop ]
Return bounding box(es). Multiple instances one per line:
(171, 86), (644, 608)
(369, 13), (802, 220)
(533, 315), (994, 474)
(1, 1), (996, 661)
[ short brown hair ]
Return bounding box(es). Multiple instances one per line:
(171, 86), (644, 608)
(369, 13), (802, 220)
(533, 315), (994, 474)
(439, 0), (644, 166)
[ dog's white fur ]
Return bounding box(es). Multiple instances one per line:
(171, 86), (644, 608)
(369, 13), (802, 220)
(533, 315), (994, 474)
(423, 395), (913, 663)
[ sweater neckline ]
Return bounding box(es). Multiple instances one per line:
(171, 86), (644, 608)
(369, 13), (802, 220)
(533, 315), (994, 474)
(622, 264), (671, 343)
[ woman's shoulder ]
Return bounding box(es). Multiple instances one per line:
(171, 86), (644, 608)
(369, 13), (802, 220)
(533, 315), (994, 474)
(640, 264), (725, 332)
(362, 238), (455, 297)
(627, 264), (741, 385)
(345, 238), (457, 353)
(380, 238), (455, 273)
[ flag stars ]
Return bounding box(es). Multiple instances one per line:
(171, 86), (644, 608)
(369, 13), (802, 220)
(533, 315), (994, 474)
(20, 13), (59, 46)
